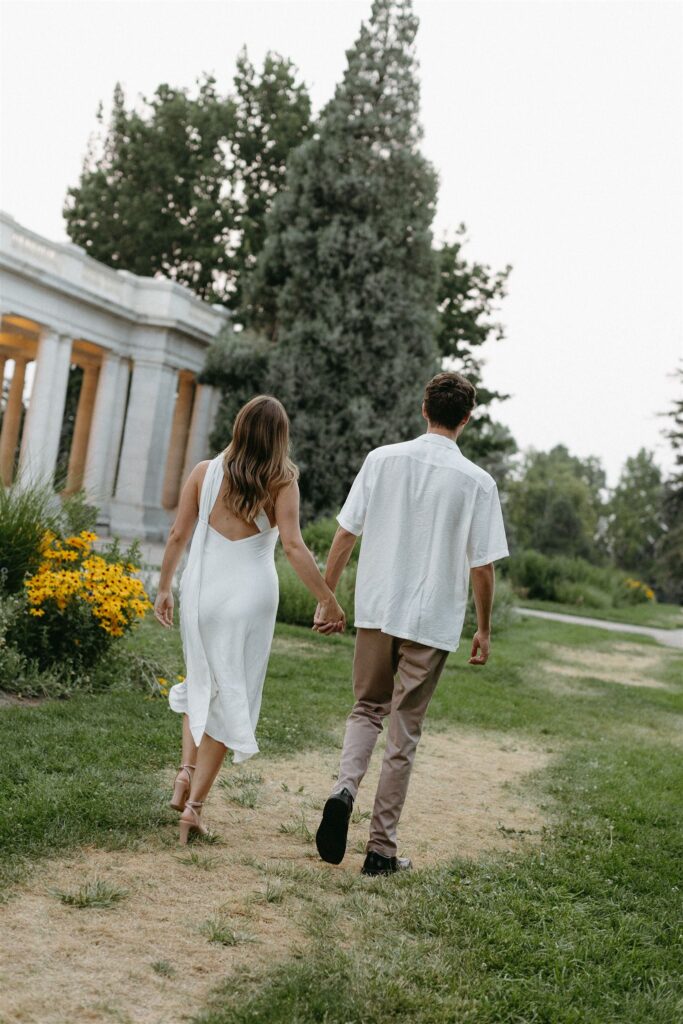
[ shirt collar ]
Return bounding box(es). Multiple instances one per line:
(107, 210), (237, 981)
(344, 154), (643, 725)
(417, 432), (460, 451)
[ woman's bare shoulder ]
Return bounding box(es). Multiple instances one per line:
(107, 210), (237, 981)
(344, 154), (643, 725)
(185, 459), (214, 494)
(193, 459), (214, 478)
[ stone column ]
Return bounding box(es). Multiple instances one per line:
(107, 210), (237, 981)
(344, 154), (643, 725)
(0, 356), (27, 485)
(64, 362), (100, 494)
(181, 383), (220, 483)
(18, 329), (73, 488)
(109, 359), (178, 538)
(162, 372), (195, 509)
(83, 353), (130, 508)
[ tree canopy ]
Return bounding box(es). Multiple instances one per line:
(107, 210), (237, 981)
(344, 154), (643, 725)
(505, 446), (608, 560)
(606, 449), (663, 579)
(245, 0), (440, 516)
(64, 55), (310, 310)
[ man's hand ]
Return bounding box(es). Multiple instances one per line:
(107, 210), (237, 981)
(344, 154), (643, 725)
(468, 630), (490, 665)
(312, 598), (346, 635)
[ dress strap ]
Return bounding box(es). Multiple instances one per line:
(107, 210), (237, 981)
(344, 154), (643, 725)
(254, 509), (271, 533)
(198, 456), (224, 524)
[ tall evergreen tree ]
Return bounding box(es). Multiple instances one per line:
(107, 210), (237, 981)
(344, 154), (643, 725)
(252, 0), (439, 517)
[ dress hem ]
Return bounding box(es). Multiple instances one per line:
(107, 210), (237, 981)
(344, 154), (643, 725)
(168, 685), (260, 763)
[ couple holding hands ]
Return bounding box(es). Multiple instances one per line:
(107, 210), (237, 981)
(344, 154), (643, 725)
(154, 370), (508, 874)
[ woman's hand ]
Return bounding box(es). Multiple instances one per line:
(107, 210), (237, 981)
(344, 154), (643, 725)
(313, 596), (346, 634)
(154, 589), (174, 628)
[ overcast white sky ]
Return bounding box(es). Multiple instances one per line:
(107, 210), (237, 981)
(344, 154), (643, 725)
(1, 0), (681, 485)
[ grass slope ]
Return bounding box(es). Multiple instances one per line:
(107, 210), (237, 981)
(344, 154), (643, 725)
(2, 617), (682, 1022)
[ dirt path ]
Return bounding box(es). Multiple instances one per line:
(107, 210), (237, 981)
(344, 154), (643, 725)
(515, 606), (683, 649)
(1, 728), (550, 1024)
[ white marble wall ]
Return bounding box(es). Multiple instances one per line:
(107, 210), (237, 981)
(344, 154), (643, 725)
(0, 211), (229, 539)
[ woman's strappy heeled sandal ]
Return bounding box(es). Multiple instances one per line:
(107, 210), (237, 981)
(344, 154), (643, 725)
(179, 800), (207, 845)
(170, 764), (195, 812)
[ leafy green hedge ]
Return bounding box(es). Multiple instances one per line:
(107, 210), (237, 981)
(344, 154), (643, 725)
(505, 549), (654, 608)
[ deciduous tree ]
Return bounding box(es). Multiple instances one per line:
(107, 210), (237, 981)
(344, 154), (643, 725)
(606, 449), (663, 580)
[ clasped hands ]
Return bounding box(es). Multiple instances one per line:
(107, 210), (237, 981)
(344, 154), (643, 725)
(312, 595), (346, 635)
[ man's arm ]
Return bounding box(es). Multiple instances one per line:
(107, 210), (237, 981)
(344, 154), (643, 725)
(325, 527), (358, 591)
(469, 562), (495, 665)
(313, 527), (358, 633)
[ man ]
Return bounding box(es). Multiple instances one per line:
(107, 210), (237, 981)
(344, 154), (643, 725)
(314, 371), (509, 876)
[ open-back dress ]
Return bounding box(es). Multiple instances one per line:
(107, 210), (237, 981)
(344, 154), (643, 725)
(168, 455), (279, 762)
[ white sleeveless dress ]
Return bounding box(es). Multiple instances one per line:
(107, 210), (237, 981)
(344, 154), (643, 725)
(168, 455), (279, 762)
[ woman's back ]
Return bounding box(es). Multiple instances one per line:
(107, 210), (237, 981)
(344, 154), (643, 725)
(170, 455), (279, 763)
(207, 468), (276, 542)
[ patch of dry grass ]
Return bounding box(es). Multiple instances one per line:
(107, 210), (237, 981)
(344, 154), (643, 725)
(0, 728), (549, 1024)
(539, 640), (673, 690)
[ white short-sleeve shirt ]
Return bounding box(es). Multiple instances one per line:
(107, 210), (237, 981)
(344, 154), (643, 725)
(337, 432), (509, 652)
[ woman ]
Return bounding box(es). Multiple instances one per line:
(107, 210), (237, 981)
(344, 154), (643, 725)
(154, 395), (344, 844)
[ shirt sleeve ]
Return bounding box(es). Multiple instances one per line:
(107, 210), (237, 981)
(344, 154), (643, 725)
(337, 454), (374, 536)
(466, 482), (509, 568)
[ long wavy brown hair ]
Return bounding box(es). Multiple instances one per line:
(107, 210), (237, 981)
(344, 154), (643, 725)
(221, 396), (298, 522)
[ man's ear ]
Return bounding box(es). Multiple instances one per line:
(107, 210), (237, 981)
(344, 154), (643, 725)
(421, 401), (428, 422)
(456, 412), (471, 436)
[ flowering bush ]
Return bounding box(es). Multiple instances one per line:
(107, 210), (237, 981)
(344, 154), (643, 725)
(506, 550), (657, 609)
(151, 674), (184, 700)
(10, 530), (152, 674)
(0, 482), (98, 595)
(623, 577), (655, 604)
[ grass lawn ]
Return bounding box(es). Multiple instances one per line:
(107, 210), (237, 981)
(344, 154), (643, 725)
(1, 615), (682, 1023)
(517, 597), (683, 630)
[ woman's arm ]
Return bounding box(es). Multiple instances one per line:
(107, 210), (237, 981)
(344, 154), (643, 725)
(153, 462), (207, 628)
(275, 481), (345, 628)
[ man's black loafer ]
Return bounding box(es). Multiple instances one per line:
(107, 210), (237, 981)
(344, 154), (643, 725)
(361, 851), (413, 876)
(316, 788), (354, 864)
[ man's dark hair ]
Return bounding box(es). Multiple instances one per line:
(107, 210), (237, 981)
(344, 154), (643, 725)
(423, 371), (476, 430)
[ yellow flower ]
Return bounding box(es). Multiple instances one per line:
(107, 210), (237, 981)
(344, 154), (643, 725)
(24, 531), (152, 639)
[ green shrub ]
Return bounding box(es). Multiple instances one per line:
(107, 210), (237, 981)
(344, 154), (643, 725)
(10, 589), (113, 675)
(301, 517), (360, 565)
(0, 589), (168, 699)
(0, 593), (64, 697)
(13, 532), (150, 674)
(554, 580), (613, 609)
(464, 575), (516, 634)
(507, 549), (655, 609)
(60, 490), (98, 536)
(0, 484), (98, 595)
(276, 553), (356, 627)
(0, 483), (60, 593)
(619, 577), (655, 605)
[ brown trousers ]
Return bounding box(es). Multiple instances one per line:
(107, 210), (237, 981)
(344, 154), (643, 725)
(334, 628), (449, 858)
